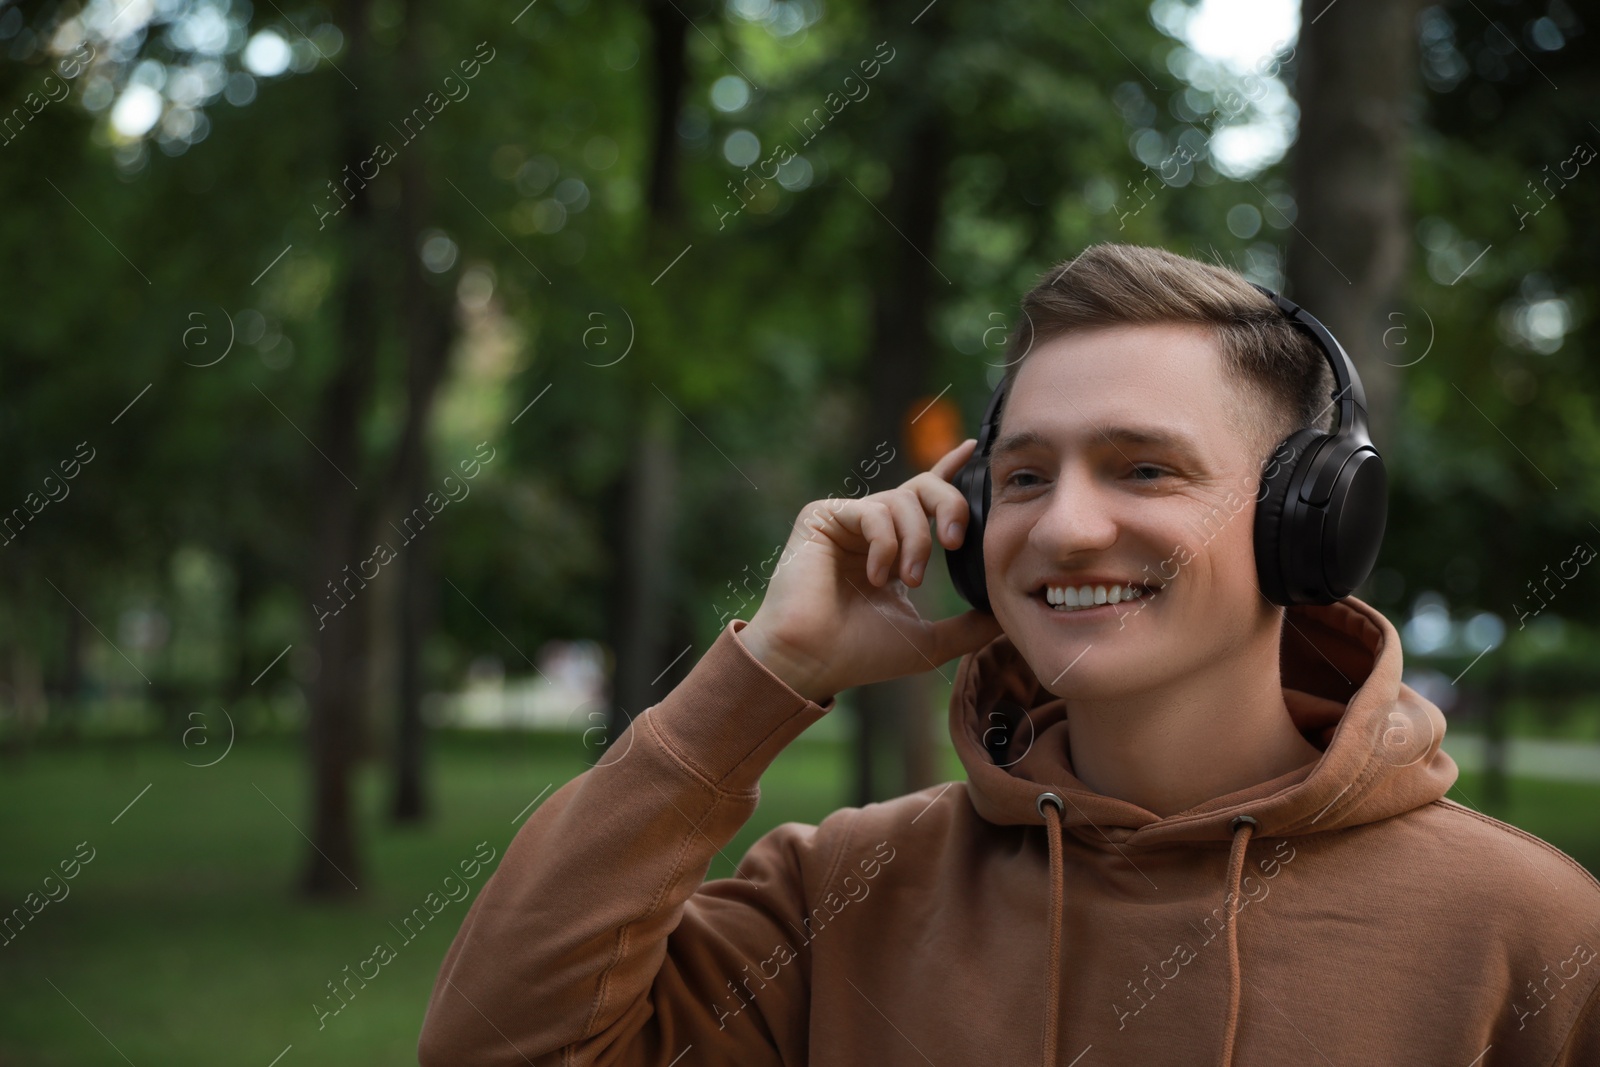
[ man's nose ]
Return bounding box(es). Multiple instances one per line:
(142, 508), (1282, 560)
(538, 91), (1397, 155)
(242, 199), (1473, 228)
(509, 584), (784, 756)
(1027, 465), (1119, 556)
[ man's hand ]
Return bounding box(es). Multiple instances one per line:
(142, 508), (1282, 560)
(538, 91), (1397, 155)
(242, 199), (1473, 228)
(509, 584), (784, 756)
(738, 438), (1006, 704)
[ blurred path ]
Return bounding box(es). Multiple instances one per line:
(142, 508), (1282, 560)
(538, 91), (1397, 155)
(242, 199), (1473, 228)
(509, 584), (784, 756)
(1441, 734), (1600, 784)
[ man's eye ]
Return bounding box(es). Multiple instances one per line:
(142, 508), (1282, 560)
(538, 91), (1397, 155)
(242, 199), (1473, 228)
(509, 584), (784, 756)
(1003, 471), (1042, 489)
(1130, 464), (1169, 482)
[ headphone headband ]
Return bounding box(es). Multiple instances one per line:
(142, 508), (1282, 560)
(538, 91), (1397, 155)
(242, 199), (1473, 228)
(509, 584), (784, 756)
(1246, 282), (1370, 440)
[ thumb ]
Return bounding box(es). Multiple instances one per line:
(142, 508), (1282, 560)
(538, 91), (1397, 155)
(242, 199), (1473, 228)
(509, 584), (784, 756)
(928, 609), (1006, 664)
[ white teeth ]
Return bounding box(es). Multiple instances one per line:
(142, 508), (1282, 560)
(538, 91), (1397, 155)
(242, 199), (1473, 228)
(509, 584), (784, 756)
(1041, 583), (1150, 612)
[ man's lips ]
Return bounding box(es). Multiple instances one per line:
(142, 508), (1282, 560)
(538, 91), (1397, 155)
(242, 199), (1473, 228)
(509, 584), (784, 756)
(1026, 583), (1166, 618)
(1029, 576), (1158, 597)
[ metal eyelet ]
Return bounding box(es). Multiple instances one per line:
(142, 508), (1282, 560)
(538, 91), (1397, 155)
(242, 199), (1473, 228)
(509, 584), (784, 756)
(1230, 814), (1258, 833)
(1037, 792), (1064, 819)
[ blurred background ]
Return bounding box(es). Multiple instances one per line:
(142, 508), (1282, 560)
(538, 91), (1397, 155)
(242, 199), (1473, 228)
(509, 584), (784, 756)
(2, 0), (1597, 1062)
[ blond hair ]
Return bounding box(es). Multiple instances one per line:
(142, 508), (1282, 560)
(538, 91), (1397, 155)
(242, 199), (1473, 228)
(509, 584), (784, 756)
(996, 243), (1334, 459)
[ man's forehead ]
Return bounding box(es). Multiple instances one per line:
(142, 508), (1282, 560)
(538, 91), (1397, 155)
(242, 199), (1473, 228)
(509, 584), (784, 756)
(1010, 321), (1222, 383)
(994, 325), (1258, 461)
(987, 422), (1210, 467)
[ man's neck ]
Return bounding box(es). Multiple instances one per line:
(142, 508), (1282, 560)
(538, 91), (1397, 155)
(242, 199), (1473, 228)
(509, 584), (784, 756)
(1061, 621), (1326, 817)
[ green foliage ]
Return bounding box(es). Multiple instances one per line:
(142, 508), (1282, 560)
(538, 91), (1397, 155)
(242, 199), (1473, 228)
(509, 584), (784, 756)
(1381, 0), (1599, 632)
(1, 0), (1596, 857)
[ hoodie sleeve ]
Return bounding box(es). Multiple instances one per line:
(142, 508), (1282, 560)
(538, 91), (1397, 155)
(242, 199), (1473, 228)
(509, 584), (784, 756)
(416, 617), (843, 1067)
(1552, 979), (1600, 1067)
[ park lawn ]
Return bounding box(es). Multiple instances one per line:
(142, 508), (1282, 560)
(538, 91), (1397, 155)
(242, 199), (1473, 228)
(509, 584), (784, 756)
(1, 731), (1595, 1067)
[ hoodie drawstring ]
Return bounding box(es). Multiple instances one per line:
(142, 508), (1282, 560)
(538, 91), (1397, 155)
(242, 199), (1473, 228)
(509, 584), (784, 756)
(1037, 792), (1065, 1067)
(1219, 814), (1257, 1067)
(1033, 794), (1258, 1067)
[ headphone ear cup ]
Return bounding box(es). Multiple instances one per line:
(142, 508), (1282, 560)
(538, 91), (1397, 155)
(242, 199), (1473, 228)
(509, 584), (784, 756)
(1257, 429), (1389, 605)
(1253, 428), (1326, 606)
(944, 456), (993, 613)
(1306, 438), (1387, 601)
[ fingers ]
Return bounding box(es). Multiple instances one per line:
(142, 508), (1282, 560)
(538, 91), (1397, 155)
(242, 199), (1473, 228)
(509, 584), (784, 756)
(930, 438), (977, 481)
(817, 496), (928, 588)
(929, 439), (980, 548)
(900, 469), (974, 553)
(861, 474), (970, 586)
(879, 489), (933, 586)
(804, 438), (982, 587)
(855, 502), (899, 586)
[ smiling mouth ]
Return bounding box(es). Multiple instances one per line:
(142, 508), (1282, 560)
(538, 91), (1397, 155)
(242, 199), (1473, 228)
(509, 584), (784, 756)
(1032, 582), (1164, 613)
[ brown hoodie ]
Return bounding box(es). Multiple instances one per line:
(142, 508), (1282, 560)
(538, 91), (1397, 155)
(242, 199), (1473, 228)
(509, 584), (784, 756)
(417, 596), (1600, 1066)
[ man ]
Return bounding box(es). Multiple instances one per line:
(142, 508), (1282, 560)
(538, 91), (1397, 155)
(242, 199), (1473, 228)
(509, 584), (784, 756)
(418, 244), (1600, 1066)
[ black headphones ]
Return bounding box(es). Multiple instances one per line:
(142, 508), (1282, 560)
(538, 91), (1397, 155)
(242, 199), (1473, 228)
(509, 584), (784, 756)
(943, 283), (1387, 613)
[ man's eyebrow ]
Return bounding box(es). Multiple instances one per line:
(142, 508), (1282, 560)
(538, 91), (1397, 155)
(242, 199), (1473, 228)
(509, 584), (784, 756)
(988, 425), (1207, 466)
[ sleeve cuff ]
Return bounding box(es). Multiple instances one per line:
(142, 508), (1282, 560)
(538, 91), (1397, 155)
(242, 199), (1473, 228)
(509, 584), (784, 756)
(641, 618), (838, 793)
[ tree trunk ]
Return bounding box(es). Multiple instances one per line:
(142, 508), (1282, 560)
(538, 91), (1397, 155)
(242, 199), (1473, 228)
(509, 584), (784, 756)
(642, 0), (689, 223)
(1288, 0), (1426, 457)
(607, 398), (679, 739)
(391, 487), (438, 821)
(226, 550), (264, 703)
(603, 0), (689, 748)
(303, 0), (378, 899)
(59, 605), (82, 740)
(304, 477), (372, 896)
(388, 0), (457, 825)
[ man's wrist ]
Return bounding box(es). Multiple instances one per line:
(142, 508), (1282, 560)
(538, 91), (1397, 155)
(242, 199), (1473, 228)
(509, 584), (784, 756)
(734, 622), (834, 705)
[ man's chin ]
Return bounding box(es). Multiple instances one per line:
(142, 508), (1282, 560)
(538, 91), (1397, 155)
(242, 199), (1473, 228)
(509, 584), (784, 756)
(1002, 612), (1168, 692)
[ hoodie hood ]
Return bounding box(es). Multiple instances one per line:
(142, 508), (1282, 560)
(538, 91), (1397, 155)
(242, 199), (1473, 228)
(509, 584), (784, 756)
(948, 595), (1459, 1067)
(951, 595), (1458, 840)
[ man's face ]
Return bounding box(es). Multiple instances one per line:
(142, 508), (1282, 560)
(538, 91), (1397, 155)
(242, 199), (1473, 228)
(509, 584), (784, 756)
(983, 322), (1280, 699)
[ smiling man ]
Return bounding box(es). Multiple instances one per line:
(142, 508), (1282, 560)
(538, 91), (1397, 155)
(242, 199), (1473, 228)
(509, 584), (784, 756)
(418, 244), (1600, 1067)
(982, 315), (1333, 818)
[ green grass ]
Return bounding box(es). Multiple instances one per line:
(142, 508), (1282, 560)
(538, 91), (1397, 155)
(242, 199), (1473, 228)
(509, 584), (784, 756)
(1, 732), (1595, 1067)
